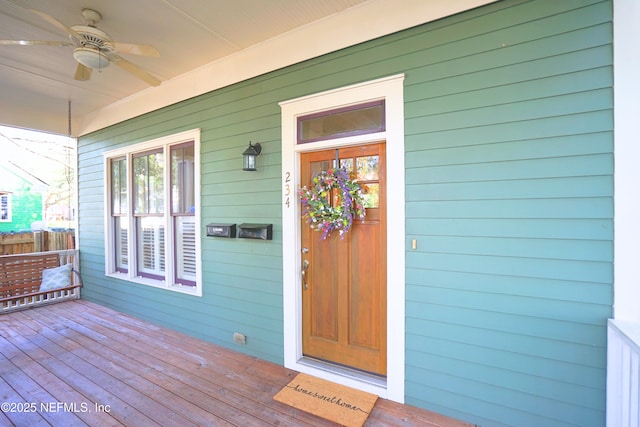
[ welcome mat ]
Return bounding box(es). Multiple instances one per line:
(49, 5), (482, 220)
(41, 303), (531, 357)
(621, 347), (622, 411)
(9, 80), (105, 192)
(274, 373), (378, 426)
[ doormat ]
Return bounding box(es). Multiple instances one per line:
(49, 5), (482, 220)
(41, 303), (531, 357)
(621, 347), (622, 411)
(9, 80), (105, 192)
(274, 373), (378, 427)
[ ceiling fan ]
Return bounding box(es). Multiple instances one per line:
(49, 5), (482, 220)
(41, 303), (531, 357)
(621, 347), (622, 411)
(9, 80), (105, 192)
(0, 8), (161, 86)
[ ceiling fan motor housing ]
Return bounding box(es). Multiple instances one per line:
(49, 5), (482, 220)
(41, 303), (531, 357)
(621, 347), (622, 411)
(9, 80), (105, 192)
(70, 25), (113, 69)
(0, 7), (161, 85)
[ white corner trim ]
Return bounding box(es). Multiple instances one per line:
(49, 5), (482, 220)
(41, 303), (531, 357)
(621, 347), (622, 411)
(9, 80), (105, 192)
(613, 0), (640, 323)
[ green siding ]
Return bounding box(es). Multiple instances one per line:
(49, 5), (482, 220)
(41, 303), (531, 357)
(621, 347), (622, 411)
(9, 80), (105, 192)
(0, 193), (42, 232)
(402, 1), (613, 426)
(0, 173), (43, 232)
(77, 1), (613, 426)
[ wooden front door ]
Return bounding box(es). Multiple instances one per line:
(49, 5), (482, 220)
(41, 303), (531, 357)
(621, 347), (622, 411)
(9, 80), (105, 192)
(300, 143), (387, 376)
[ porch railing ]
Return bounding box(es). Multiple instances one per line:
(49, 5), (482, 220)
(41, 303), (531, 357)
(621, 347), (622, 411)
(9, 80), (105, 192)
(607, 319), (640, 426)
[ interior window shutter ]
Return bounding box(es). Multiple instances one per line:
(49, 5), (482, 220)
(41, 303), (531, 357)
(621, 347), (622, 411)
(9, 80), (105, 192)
(176, 217), (196, 281)
(142, 225), (156, 270)
(159, 224), (166, 272)
(115, 218), (128, 271)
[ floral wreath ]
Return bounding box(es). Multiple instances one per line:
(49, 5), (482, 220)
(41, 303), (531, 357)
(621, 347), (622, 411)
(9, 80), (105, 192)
(299, 167), (366, 239)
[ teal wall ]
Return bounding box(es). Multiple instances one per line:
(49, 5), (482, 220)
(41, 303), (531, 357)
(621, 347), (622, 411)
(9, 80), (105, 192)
(77, 1), (613, 426)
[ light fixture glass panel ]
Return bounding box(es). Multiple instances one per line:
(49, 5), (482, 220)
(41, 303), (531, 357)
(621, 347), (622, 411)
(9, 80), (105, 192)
(243, 154), (256, 171)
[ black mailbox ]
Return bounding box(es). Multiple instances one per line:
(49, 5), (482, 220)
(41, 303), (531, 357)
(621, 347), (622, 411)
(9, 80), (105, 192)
(206, 223), (236, 238)
(237, 223), (273, 240)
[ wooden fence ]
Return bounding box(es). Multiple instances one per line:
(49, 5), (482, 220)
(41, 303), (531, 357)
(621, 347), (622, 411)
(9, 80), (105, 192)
(0, 230), (75, 255)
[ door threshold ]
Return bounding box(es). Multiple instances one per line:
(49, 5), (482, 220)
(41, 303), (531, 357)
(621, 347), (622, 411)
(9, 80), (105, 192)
(298, 356), (387, 390)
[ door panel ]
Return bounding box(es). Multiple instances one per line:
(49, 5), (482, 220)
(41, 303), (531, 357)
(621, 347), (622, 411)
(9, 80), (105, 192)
(301, 143), (386, 375)
(350, 222), (381, 349)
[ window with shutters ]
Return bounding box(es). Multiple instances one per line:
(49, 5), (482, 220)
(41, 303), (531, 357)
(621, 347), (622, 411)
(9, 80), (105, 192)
(104, 129), (201, 296)
(133, 149), (165, 280)
(170, 143), (196, 285)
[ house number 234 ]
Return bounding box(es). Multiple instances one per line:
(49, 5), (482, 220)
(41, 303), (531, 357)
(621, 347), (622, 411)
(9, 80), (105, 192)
(284, 171), (292, 208)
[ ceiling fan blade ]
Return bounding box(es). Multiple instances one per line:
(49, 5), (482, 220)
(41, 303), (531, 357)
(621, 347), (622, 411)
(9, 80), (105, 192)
(74, 63), (92, 81)
(28, 9), (81, 39)
(0, 39), (73, 47)
(111, 56), (161, 86)
(112, 42), (160, 57)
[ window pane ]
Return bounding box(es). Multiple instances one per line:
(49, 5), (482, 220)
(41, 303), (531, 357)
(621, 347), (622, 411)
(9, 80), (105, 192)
(298, 100), (385, 143)
(171, 144), (195, 214)
(339, 158), (353, 173)
(136, 216), (165, 279)
(309, 160), (332, 180)
(175, 216), (196, 285)
(114, 216), (128, 272)
(134, 151), (164, 214)
(133, 155), (148, 213)
(356, 156), (379, 180)
(361, 183), (380, 208)
(111, 158), (127, 214)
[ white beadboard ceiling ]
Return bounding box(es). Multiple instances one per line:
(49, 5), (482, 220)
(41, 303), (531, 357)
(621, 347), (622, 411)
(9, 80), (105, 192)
(0, 0), (495, 136)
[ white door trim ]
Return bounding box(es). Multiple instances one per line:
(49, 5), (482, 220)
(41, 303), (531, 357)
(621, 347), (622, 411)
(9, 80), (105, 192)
(280, 74), (405, 402)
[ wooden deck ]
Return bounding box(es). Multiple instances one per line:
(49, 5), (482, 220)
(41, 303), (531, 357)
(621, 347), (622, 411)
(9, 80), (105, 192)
(0, 300), (474, 427)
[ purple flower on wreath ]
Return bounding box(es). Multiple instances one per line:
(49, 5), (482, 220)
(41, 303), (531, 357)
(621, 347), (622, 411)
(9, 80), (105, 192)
(299, 166), (366, 240)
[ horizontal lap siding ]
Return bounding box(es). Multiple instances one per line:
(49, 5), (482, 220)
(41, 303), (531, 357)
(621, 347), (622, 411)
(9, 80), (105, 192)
(404, 1), (612, 426)
(77, 0), (613, 426)
(77, 84), (286, 364)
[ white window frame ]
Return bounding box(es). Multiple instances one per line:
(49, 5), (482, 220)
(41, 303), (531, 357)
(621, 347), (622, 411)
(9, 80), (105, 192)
(103, 129), (202, 296)
(0, 193), (11, 222)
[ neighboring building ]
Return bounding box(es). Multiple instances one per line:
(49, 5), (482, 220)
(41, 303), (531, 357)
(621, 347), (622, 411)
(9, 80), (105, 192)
(75, 1), (638, 426)
(0, 162), (47, 232)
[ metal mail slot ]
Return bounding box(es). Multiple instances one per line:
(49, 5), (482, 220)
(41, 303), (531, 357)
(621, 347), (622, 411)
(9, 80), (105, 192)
(206, 223), (236, 238)
(237, 223), (272, 240)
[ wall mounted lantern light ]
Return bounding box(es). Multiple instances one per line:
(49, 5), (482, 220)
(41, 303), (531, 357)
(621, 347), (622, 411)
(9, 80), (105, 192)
(242, 142), (262, 171)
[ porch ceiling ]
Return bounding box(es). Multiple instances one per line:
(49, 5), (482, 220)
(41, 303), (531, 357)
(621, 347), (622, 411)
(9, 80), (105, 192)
(0, 0), (495, 136)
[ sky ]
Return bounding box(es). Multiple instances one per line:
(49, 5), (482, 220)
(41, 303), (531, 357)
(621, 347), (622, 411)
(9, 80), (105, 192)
(0, 125), (74, 185)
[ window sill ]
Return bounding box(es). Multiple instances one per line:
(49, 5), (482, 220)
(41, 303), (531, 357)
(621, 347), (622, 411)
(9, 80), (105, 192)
(106, 272), (202, 297)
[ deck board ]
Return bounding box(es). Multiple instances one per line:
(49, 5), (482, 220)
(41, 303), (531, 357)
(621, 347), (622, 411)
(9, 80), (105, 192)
(0, 300), (474, 427)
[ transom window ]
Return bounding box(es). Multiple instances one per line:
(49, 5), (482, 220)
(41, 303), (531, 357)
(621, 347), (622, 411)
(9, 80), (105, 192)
(297, 100), (385, 144)
(103, 129), (201, 296)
